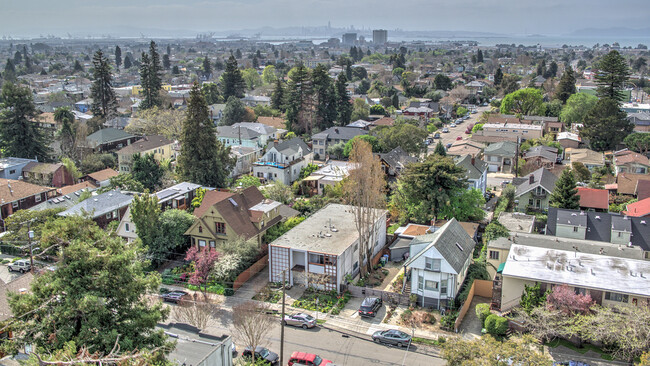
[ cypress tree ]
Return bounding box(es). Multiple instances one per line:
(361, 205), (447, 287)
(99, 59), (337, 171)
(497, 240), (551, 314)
(0, 83), (51, 161)
(177, 84), (235, 188)
(477, 49), (484, 63)
(124, 55), (132, 69)
(139, 41), (163, 110)
(549, 168), (580, 210)
(271, 79), (285, 111)
(221, 56), (245, 100)
(595, 50), (631, 102)
(556, 66), (577, 104)
(115, 45), (122, 70)
(202, 56), (212, 79)
(335, 73), (352, 126)
(162, 54), (171, 70)
(494, 68), (503, 86)
(312, 64), (336, 131)
(55, 107), (77, 159)
(90, 50), (117, 119)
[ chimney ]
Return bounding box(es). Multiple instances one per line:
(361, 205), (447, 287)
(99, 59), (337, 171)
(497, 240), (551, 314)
(471, 156), (475, 166)
(529, 175), (534, 184)
(334, 128), (339, 134)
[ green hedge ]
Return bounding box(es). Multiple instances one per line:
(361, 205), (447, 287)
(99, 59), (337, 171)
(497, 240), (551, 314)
(475, 303), (491, 327)
(485, 314), (508, 336)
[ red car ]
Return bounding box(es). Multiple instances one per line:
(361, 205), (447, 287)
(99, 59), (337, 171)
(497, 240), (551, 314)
(456, 136), (462, 140)
(288, 351), (333, 366)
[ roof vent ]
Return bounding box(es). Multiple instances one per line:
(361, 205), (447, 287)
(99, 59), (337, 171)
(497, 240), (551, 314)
(455, 242), (464, 251)
(93, 198), (98, 202)
(641, 220), (647, 225)
(591, 268), (595, 275)
(628, 242), (633, 248)
(595, 215), (600, 220)
(571, 213), (577, 216)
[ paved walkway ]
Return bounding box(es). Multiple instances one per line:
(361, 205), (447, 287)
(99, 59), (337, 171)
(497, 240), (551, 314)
(458, 296), (491, 340)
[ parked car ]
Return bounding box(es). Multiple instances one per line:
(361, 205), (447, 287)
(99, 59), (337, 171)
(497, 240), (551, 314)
(450, 123), (457, 128)
(372, 329), (412, 347)
(465, 128), (472, 134)
(242, 346), (279, 365)
(471, 110), (478, 114)
(501, 180), (511, 187)
(433, 133), (440, 139)
(446, 143), (452, 149)
(442, 127), (449, 133)
(8, 259), (31, 273)
(161, 291), (188, 304)
(288, 352), (332, 366)
(456, 136), (462, 140)
(358, 297), (382, 317)
(283, 313), (317, 329)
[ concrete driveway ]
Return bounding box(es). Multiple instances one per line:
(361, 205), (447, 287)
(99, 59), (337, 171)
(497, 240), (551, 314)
(0, 263), (23, 284)
(458, 296), (491, 339)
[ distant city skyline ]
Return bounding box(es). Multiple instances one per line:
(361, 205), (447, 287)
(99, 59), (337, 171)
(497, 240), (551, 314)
(2, 0), (650, 38)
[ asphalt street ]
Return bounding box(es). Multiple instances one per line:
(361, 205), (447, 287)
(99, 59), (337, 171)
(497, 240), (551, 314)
(231, 322), (446, 366)
(427, 105), (492, 154)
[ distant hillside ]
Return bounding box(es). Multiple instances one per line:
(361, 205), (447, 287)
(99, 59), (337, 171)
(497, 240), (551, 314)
(570, 27), (650, 37)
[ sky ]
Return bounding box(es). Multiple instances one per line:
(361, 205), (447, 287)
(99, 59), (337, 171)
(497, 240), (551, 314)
(2, 0), (650, 38)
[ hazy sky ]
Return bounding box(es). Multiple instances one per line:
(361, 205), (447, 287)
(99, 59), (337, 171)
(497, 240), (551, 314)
(2, 0), (650, 37)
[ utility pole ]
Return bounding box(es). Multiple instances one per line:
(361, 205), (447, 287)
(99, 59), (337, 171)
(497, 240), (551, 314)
(27, 223), (34, 273)
(280, 269), (287, 366)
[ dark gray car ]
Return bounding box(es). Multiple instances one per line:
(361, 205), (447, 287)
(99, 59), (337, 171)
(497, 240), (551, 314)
(242, 346), (279, 365)
(372, 329), (412, 347)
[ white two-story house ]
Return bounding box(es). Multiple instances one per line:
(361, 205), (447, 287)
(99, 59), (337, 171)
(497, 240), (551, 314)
(403, 219), (475, 310)
(253, 138), (312, 185)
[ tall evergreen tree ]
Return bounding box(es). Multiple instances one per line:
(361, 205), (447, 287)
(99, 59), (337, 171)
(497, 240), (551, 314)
(162, 54), (171, 70)
(221, 56), (246, 100)
(235, 49), (242, 59)
(131, 152), (164, 191)
(0, 83), (51, 161)
(595, 50), (631, 102)
(580, 98), (633, 151)
(177, 84), (235, 188)
(54, 107), (77, 159)
(312, 64), (336, 131)
(477, 49), (484, 63)
(3, 59), (16, 81)
(166, 44), (171, 55)
(202, 56), (212, 79)
(114, 45), (122, 70)
(434, 141), (446, 156)
(271, 79), (285, 111)
(13, 50), (22, 64)
(335, 73), (352, 125)
(252, 55), (259, 69)
(90, 50), (117, 119)
(549, 168), (580, 210)
(73, 60), (84, 73)
(494, 67), (503, 86)
(555, 66), (577, 104)
(285, 63), (313, 134)
(139, 41), (163, 110)
(124, 54), (132, 69)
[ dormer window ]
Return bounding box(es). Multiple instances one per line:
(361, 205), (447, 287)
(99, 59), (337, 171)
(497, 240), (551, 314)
(198, 226), (203, 233)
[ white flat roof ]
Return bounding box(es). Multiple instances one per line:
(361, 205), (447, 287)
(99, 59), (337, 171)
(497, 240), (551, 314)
(269, 203), (385, 255)
(484, 123), (542, 130)
(502, 244), (650, 298)
(250, 199), (282, 213)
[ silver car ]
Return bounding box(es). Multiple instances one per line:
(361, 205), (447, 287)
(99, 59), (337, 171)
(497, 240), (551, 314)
(8, 259), (31, 273)
(283, 312), (316, 329)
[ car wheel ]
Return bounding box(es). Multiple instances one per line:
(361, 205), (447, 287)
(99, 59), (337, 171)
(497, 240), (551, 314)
(282, 320), (288, 326)
(20, 269), (25, 273)
(373, 338), (380, 343)
(302, 324), (308, 329)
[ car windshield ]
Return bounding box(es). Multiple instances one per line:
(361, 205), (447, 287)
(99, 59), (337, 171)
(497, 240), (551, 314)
(304, 314), (314, 321)
(259, 349), (269, 358)
(313, 356), (323, 365)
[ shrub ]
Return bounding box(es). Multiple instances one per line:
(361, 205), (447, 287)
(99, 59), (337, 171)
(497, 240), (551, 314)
(484, 314), (508, 336)
(224, 288), (234, 296)
(440, 311), (458, 331)
(400, 309), (413, 323)
(475, 303), (491, 326)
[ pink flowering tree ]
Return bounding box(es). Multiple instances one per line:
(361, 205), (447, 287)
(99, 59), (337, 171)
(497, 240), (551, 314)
(546, 284), (593, 315)
(185, 246), (220, 298)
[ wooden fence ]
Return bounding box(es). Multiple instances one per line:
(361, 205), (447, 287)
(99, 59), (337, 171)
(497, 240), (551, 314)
(454, 279), (493, 332)
(344, 285), (410, 306)
(233, 254), (268, 291)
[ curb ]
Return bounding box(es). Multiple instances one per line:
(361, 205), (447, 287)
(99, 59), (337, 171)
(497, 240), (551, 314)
(320, 323), (443, 358)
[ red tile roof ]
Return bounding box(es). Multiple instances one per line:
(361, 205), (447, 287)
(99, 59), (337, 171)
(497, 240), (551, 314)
(622, 197), (650, 217)
(576, 187), (610, 210)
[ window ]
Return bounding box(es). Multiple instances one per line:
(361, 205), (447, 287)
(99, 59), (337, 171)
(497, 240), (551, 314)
(573, 227), (579, 232)
(425, 280), (439, 291)
(574, 287), (586, 296)
(209, 241), (216, 248)
(528, 198), (534, 206)
(440, 281), (447, 295)
(618, 231), (622, 238)
(353, 261), (358, 271)
(9, 169), (15, 174)
(198, 226), (203, 233)
(489, 250), (499, 260)
(215, 222), (225, 234)
(11, 201), (18, 209)
(354, 244), (358, 252)
(418, 275), (424, 291)
(198, 240), (206, 247)
(605, 292), (628, 303)
(106, 212), (112, 219)
(425, 257), (441, 272)
(35, 195), (41, 202)
(309, 253), (324, 265)
(125, 223), (130, 232)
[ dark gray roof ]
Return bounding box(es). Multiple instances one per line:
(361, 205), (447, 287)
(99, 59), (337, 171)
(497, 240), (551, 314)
(156, 182), (201, 202)
(59, 190), (133, 218)
(555, 209), (587, 227)
(404, 219), (475, 274)
(514, 168), (558, 197)
(312, 127), (367, 142)
(86, 128), (136, 146)
(547, 208), (650, 252)
(484, 141), (517, 157)
(454, 154), (487, 180)
(378, 147), (417, 169)
(31, 187), (96, 211)
(389, 237), (413, 250)
(269, 137), (311, 156)
(524, 145), (558, 162)
(217, 125), (261, 140)
(160, 322), (231, 366)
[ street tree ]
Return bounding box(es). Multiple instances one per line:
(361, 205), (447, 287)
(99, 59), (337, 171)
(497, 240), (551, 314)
(0, 83), (51, 161)
(6, 221), (170, 355)
(221, 55), (246, 100)
(90, 50), (117, 119)
(555, 65), (576, 103)
(580, 97), (633, 151)
(343, 139), (385, 277)
(549, 168), (580, 209)
(185, 246), (220, 297)
(334, 73), (352, 125)
(232, 301), (276, 363)
(177, 83), (235, 188)
(441, 335), (552, 366)
(131, 153), (164, 191)
(595, 50), (631, 102)
(559, 92), (598, 127)
(500, 88), (544, 116)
